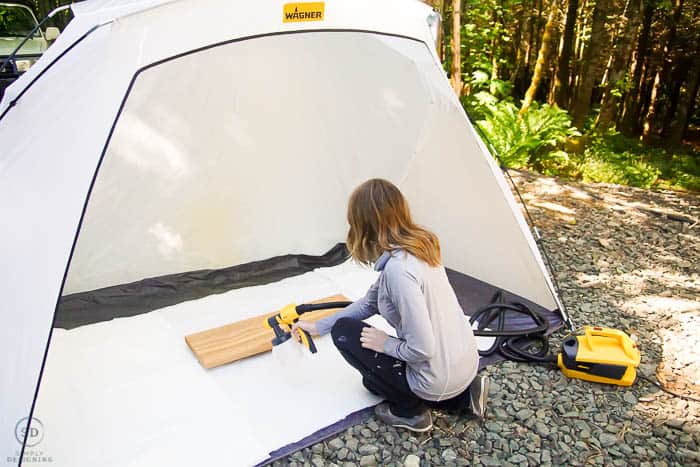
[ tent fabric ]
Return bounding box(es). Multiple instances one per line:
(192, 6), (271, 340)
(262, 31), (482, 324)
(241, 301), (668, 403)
(69, 0), (174, 17)
(58, 29), (558, 305)
(0, 0), (437, 114)
(57, 243), (349, 329)
(56, 244), (561, 335)
(261, 266), (562, 466)
(258, 406), (377, 467)
(26, 263), (390, 467)
(24, 261), (560, 467)
(0, 0), (562, 460)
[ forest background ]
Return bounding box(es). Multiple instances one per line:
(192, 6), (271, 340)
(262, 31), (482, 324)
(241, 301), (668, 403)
(25, 0), (700, 191)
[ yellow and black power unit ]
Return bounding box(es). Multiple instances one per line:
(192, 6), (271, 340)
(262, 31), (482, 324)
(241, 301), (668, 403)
(557, 326), (641, 386)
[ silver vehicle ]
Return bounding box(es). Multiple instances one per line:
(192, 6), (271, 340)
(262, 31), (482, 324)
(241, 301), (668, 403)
(1, 2), (60, 98)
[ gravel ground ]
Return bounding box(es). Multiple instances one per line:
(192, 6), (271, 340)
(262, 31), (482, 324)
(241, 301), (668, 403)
(268, 171), (700, 467)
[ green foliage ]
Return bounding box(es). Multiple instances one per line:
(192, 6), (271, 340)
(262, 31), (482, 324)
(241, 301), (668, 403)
(458, 0), (520, 88)
(658, 154), (700, 192)
(579, 143), (661, 188)
(474, 100), (580, 169)
(468, 94), (699, 192)
(610, 74), (633, 99)
(0, 5), (38, 37)
(462, 75), (512, 121)
(467, 70), (513, 101)
(575, 133), (700, 191)
(446, 0), (699, 193)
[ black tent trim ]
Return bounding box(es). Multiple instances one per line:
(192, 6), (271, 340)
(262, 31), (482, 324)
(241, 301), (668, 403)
(56, 243), (351, 329)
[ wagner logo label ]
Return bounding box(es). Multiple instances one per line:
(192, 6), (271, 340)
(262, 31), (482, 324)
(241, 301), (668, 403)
(283, 2), (324, 22)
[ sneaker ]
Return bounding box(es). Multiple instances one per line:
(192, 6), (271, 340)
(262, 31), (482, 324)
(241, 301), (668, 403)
(374, 402), (432, 432)
(469, 374), (490, 420)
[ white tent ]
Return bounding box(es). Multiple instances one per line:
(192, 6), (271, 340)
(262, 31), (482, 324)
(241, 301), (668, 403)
(0, 0), (563, 464)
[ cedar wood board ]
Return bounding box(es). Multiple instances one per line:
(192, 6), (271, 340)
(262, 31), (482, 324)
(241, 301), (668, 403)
(185, 294), (349, 369)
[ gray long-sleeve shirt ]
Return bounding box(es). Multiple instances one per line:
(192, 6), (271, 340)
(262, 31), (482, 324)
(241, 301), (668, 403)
(316, 250), (479, 401)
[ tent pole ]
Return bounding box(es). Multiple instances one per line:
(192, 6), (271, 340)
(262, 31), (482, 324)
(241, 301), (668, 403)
(467, 113), (575, 330)
(501, 167), (574, 330)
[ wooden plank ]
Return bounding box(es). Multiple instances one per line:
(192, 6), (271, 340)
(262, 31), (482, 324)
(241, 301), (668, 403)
(185, 294), (349, 369)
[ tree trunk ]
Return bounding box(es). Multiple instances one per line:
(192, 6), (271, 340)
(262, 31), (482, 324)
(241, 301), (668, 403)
(666, 55), (700, 147)
(442, 3), (452, 73)
(520, 0), (560, 115)
(510, 10), (527, 84)
(425, 0), (446, 60)
(554, 0), (580, 107)
(533, 0), (546, 59)
(571, 0), (591, 111)
(620, 0), (655, 135)
(524, 0), (538, 78)
(490, 36), (500, 95)
(642, 0), (684, 143)
(665, 71), (685, 133)
(450, 0), (462, 96)
(594, 0), (643, 131)
(635, 58), (656, 129)
(548, 33), (560, 104)
(571, 0), (611, 129)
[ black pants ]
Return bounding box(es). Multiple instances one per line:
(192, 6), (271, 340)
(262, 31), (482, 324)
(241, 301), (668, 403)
(331, 317), (473, 417)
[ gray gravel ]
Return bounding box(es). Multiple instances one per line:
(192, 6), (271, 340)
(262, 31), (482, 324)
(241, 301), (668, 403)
(267, 171), (700, 466)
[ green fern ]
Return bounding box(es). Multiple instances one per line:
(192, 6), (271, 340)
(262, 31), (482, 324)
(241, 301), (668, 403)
(475, 101), (579, 169)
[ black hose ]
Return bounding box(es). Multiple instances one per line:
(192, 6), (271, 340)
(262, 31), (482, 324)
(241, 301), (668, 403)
(296, 301), (352, 314)
(470, 290), (557, 364)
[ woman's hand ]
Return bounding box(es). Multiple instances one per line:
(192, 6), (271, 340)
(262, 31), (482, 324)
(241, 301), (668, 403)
(291, 320), (318, 341)
(360, 326), (389, 353)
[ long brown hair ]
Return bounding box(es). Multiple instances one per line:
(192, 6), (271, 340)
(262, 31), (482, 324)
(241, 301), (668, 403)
(346, 179), (441, 267)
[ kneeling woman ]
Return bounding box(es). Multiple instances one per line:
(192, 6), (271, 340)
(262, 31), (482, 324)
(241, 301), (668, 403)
(294, 179), (488, 432)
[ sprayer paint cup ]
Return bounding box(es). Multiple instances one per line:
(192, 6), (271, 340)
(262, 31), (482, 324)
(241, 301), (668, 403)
(271, 336), (305, 367)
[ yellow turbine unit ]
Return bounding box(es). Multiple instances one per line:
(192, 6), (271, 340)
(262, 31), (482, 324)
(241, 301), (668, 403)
(557, 326), (641, 386)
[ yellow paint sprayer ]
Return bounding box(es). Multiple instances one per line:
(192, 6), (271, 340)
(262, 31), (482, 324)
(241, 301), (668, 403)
(264, 301), (351, 354)
(558, 326), (641, 386)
